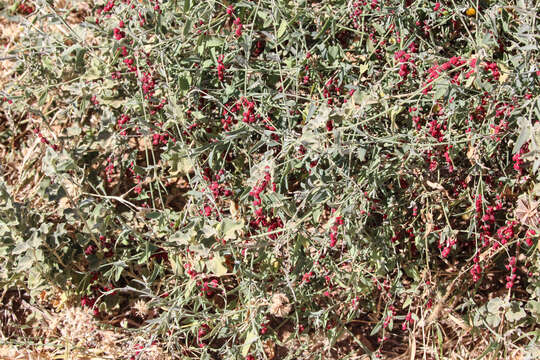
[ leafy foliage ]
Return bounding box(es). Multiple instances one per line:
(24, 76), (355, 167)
(0, 0), (539, 358)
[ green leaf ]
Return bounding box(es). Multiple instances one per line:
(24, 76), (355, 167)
(28, 267), (43, 290)
(114, 262), (126, 282)
(100, 97), (126, 108)
(389, 105), (403, 123)
(485, 313), (500, 328)
(178, 74), (191, 94)
(357, 147), (366, 162)
(465, 74), (475, 88)
(166, 151), (194, 176)
(206, 256), (228, 276)
(433, 84), (447, 101)
(184, 19), (192, 37)
(201, 224), (217, 238)
(146, 211), (161, 219)
(402, 296), (412, 308)
(404, 265), (419, 282)
(12, 241), (31, 255)
(372, 22), (384, 35)
(206, 38), (224, 47)
(369, 322), (382, 336)
(513, 125), (530, 154)
(359, 63), (369, 75)
(527, 300), (540, 315)
(487, 297), (505, 313)
(16, 252), (34, 272)
(277, 20), (287, 39)
(171, 228), (196, 245)
(312, 207), (322, 223)
(219, 218), (244, 240)
(305, 103), (317, 123)
(436, 324), (443, 355)
(505, 302), (526, 322)
(241, 330), (258, 356)
(328, 46), (339, 62)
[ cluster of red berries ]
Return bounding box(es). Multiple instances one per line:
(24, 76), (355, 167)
(130, 341), (158, 360)
(151, 132), (170, 146)
(383, 305), (397, 329)
(470, 254), (482, 282)
(81, 295), (99, 316)
(113, 26), (125, 40)
(221, 102), (241, 131)
(197, 324), (210, 347)
(475, 194), (499, 248)
(216, 55), (226, 82)
(249, 168), (272, 207)
(117, 113), (130, 135)
(17, 1), (34, 14)
(483, 62), (501, 82)
(198, 169), (233, 218)
(260, 317), (270, 335)
(302, 271), (314, 283)
(184, 263), (197, 279)
(252, 38), (265, 58)
(422, 56), (468, 95)
(505, 256), (517, 289)
(99, 235), (115, 257)
(33, 127), (59, 151)
(401, 312), (414, 330)
(512, 144), (529, 175)
(206, 170), (232, 198)
(394, 44), (418, 83)
(524, 229), (536, 247)
(233, 18), (243, 37)
(104, 156), (116, 183)
(84, 244), (97, 256)
(241, 98), (258, 124)
(495, 220), (517, 248)
(329, 211), (344, 248)
(438, 236), (457, 258)
(225, 5), (243, 37)
(322, 77), (345, 106)
(199, 278), (219, 297)
(247, 169), (283, 240)
(302, 52), (312, 84)
(125, 161), (143, 194)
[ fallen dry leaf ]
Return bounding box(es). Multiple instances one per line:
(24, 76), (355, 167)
(514, 197), (539, 227)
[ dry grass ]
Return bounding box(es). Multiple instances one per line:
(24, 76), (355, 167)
(0, 286), (537, 359)
(1, 295), (171, 360)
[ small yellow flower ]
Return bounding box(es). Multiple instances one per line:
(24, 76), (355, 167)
(465, 7), (476, 17)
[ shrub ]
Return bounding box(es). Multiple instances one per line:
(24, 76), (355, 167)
(1, 0), (539, 358)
